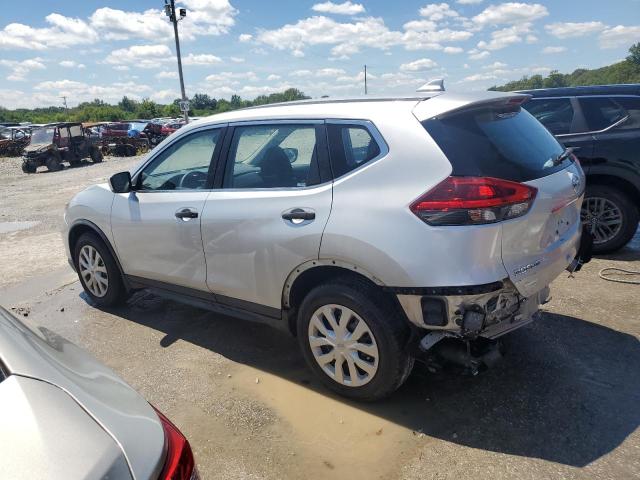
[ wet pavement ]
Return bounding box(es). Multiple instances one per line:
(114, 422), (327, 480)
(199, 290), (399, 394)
(1, 154), (639, 479)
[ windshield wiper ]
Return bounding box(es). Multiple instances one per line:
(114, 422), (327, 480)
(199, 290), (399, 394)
(551, 146), (579, 166)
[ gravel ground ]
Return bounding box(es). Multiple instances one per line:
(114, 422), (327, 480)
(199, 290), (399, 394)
(0, 154), (639, 480)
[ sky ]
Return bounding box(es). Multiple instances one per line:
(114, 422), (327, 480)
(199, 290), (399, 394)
(0, 0), (639, 109)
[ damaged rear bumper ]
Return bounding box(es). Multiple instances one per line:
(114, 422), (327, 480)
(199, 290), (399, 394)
(391, 280), (550, 340)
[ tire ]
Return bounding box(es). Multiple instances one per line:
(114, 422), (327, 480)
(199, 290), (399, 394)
(21, 160), (37, 174)
(90, 147), (103, 163)
(581, 184), (639, 254)
(45, 152), (63, 172)
(74, 233), (126, 307)
(297, 279), (414, 401)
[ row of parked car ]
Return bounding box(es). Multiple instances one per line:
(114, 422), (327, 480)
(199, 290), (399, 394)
(5, 118), (188, 174)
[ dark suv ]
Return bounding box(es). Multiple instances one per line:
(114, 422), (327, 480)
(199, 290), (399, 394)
(518, 84), (640, 253)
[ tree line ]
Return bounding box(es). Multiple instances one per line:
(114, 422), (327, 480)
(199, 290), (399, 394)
(490, 43), (640, 92)
(0, 88), (309, 124)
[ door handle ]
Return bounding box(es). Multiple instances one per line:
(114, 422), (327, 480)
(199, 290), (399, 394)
(282, 208), (315, 222)
(175, 208), (199, 220)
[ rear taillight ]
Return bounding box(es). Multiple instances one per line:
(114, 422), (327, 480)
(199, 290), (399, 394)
(153, 406), (199, 480)
(411, 176), (537, 226)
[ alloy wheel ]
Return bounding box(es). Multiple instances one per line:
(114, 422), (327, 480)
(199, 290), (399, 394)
(581, 196), (623, 245)
(308, 304), (379, 387)
(78, 245), (109, 297)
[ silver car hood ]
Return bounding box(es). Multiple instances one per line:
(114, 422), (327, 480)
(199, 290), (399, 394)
(0, 307), (165, 480)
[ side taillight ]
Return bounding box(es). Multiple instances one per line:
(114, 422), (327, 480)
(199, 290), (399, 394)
(153, 406), (199, 480)
(411, 176), (537, 226)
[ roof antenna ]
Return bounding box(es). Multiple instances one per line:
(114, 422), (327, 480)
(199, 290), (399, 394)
(417, 79), (445, 92)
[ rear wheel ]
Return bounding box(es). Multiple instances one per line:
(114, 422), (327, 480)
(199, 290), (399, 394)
(581, 185), (639, 254)
(297, 280), (413, 401)
(74, 233), (126, 307)
(45, 152), (63, 172)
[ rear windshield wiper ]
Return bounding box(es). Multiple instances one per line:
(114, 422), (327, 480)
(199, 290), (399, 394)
(551, 146), (579, 166)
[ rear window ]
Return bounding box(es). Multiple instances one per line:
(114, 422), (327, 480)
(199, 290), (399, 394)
(327, 124), (381, 178)
(422, 107), (566, 182)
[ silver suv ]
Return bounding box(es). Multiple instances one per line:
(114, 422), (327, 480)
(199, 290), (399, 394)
(64, 90), (590, 401)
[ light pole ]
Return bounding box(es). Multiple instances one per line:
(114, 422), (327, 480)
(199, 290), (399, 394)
(164, 0), (189, 124)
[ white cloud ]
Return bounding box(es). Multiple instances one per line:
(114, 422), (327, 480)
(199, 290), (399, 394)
(400, 58), (438, 71)
(203, 71), (259, 86)
(544, 21), (605, 39)
(182, 53), (222, 65)
(0, 13), (98, 50)
(311, 1), (365, 15)
(483, 61), (507, 69)
(599, 25), (640, 49)
(150, 89), (179, 103)
(457, 0), (483, 4)
(239, 33), (253, 42)
(419, 3), (460, 22)
(59, 60), (86, 69)
(32, 79), (153, 106)
(89, 7), (172, 41)
(472, 3), (548, 27)
(468, 49), (490, 60)
(82, 2), (238, 44)
(477, 23), (533, 50)
(113, 65), (130, 71)
(155, 71), (178, 79)
(461, 72), (498, 82)
(105, 44), (173, 69)
(290, 68), (346, 78)
(256, 14), (472, 58)
(0, 57), (46, 81)
(230, 56), (245, 63)
(542, 46), (567, 54)
(443, 46), (464, 54)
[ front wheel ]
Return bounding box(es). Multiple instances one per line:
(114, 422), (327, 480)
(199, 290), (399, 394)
(45, 152), (63, 172)
(74, 233), (126, 307)
(21, 160), (37, 173)
(90, 147), (103, 163)
(297, 280), (413, 401)
(581, 185), (639, 254)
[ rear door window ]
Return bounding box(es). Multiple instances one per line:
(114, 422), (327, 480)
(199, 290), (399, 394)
(422, 107), (566, 182)
(579, 97), (627, 132)
(614, 97), (640, 130)
(327, 124), (381, 178)
(523, 98), (575, 135)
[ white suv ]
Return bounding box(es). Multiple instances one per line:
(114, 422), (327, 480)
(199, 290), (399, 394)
(64, 90), (590, 400)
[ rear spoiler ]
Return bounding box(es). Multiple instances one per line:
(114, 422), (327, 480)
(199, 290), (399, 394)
(412, 92), (531, 122)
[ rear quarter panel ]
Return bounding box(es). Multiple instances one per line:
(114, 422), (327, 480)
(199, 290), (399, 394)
(320, 105), (509, 287)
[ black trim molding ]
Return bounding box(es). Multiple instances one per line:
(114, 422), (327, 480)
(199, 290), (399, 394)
(384, 280), (505, 296)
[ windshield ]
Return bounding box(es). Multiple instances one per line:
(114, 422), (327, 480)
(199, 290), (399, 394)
(30, 127), (55, 144)
(0, 128), (9, 140)
(422, 107), (567, 182)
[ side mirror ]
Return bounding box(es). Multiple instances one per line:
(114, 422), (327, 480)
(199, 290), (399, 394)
(283, 147), (298, 163)
(109, 171), (132, 193)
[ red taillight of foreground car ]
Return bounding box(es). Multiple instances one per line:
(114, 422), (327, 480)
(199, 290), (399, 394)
(153, 406), (199, 480)
(410, 176), (537, 226)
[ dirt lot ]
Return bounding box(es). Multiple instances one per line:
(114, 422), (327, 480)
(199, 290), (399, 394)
(1, 154), (639, 480)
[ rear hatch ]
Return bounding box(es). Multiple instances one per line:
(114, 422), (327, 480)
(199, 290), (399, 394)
(420, 97), (585, 297)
